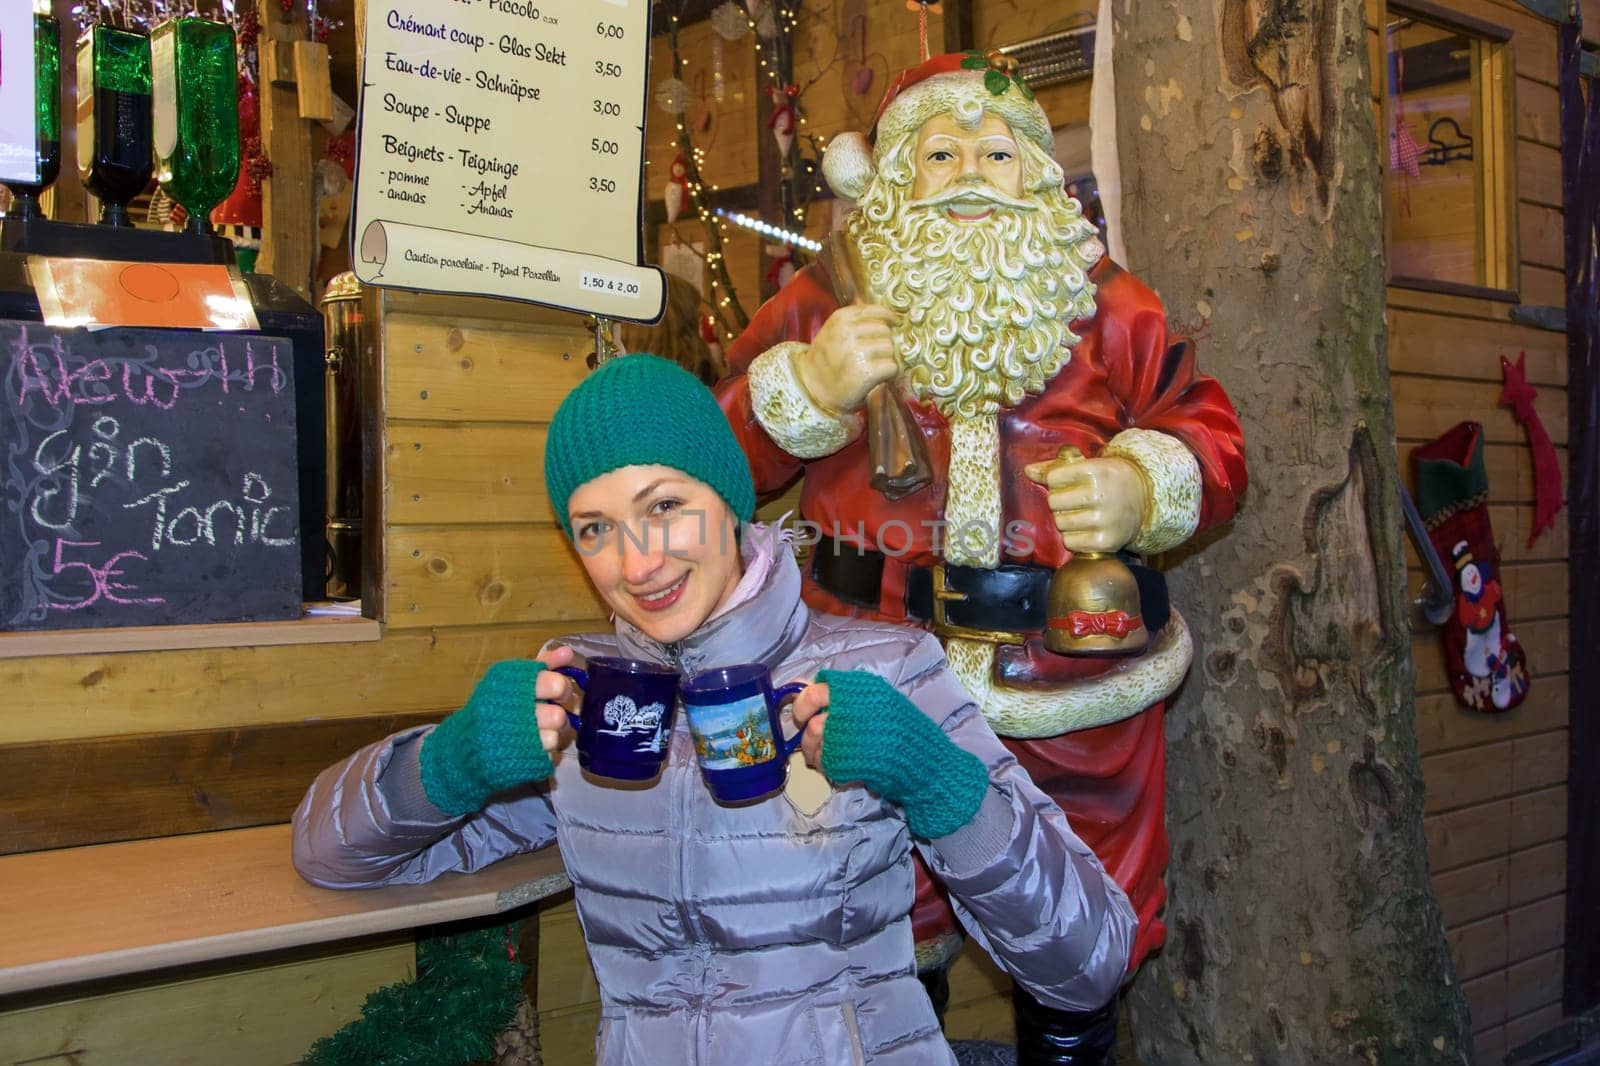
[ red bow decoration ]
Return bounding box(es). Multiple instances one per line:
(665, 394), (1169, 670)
(1499, 352), (1565, 546)
(1050, 611), (1144, 639)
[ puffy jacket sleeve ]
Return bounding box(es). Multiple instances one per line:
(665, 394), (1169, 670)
(896, 635), (1136, 1011)
(291, 725), (558, 889)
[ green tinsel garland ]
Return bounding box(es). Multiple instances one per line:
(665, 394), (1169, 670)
(303, 923), (528, 1066)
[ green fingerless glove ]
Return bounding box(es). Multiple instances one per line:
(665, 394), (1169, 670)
(419, 659), (553, 816)
(816, 669), (991, 839)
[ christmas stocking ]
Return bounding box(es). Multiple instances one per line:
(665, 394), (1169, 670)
(1410, 422), (1530, 712)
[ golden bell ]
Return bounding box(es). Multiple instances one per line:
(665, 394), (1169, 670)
(1044, 551), (1148, 657)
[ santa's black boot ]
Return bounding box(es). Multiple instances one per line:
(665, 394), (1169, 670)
(1012, 986), (1118, 1065)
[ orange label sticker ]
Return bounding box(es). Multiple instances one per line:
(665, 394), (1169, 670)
(30, 258), (260, 331)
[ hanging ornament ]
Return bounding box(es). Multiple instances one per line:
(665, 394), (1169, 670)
(746, 0), (778, 39)
(850, 16), (874, 96)
(655, 76), (689, 115)
(663, 153), (690, 223)
(1499, 353), (1566, 546)
(767, 84), (797, 157)
(711, 1), (751, 41)
(764, 243), (795, 291)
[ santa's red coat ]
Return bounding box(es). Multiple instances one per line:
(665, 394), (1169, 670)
(717, 256), (1247, 976)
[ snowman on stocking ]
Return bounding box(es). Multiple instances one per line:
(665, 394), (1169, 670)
(1412, 422), (1531, 713)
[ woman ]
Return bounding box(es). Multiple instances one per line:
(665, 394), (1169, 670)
(293, 355), (1134, 1065)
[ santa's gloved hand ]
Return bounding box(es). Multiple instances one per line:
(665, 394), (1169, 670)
(806, 669), (990, 839)
(419, 660), (553, 816)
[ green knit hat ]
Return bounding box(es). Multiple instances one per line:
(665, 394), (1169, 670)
(544, 354), (756, 536)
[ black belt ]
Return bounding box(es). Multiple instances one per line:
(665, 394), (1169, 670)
(810, 534), (1169, 640)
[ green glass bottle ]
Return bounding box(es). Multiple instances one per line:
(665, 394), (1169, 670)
(76, 25), (154, 227)
(152, 18), (239, 235)
(3, 14), (61, 221)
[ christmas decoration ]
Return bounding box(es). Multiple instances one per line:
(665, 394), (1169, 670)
(655, 75), (688, 115)
(663, 153), (689, 223)
(746, 0), (778, 39)
(1411, 422), (1530, 712)
(767, 83), (797, 156)
(1499, 352), (1566, 546)
(763, 242), (794, 290)
(710, 2), (750, 42)
(302, 923), (528, 1065)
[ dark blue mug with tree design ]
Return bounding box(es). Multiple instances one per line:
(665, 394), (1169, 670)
(680, 664), (807, 803)
(556, 657), (680, 781)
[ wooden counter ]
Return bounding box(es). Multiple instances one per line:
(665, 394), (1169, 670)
(0, 824), (568, 997)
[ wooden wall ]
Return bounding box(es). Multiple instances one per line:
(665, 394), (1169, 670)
(1372, 0), (1572, 1060)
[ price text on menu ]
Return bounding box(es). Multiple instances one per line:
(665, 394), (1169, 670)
(354, 0), (663, 319)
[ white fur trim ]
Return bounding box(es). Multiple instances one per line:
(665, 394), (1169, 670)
(822, 131), (876, 200)
(876, 72), (1054, 161)
(944, 415), (1002, 568)
(1103, 429), (1202, 555)
(747, 342), (859, 459)
(946, 613), (1194, 738)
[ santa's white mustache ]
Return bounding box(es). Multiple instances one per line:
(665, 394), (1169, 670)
(907, 183), (1039, 213)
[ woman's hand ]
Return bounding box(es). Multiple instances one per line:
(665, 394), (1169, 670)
(789, 681), (831, 770)
(533, 645), (581, 754)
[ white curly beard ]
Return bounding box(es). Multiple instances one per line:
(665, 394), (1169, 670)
(848, 165), (1103, 421)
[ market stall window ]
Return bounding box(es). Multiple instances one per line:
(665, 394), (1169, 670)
(1383, 4), (1517, 296)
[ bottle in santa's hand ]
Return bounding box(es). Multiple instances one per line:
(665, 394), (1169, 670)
(151, 17), (239, 234)
(76, 24), (154, 227)
(3, 13), (62, 221)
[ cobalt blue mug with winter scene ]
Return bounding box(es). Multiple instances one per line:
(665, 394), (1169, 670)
(680, 664), (807, 803)
(556, 657), (679, 781)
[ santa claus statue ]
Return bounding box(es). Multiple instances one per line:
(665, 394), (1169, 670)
(716, 51), (1247, 1060)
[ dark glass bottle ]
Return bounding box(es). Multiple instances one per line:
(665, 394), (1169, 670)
(3, 15), (62, 221)
(77, 25), (154, 227)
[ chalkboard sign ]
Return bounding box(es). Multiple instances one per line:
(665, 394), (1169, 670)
(1, 321), (302, 631)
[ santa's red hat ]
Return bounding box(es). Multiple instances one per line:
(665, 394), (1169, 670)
(822, 50), (1053, 200)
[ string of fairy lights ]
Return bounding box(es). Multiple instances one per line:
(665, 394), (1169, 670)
(652, 1), (826, 341)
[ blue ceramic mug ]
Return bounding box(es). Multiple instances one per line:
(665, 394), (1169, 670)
(555, 657), (680, 781)
(680, 664), (808, 803)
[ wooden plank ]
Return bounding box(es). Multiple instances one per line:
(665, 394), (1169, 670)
(383, 316), (592, 422)
(1434, 855), (1509, 927)
(1503, 1001), (1565, 1050)
(1400, 442), (1572, 512)
(1423, 741), (1530, 815)
(0, 613), (379, 662)
(1426, 799), (1511, 872)
(0, 940), (414, 1066)
(1387, 285), (1517, 322)
(1585, 0), (1600, 46)
(1416, 676), (1569, 756)
(1388, 310), (1565, 386)
(534, 897), (600, 1016)
(1509, 840), (1565, 907)
(0, 712), (440, 855)
(1391, 376), (1567, 446)
(0, 622), (598, 744)
(1508, 895), (1566, 965)
(380, 288), (592, 332)
(1516, 76), (1561, 148)
(255, 0), (315, 300)
(1413, 617), (1568, 681)
(1450, 912), (1510, 980)
(0, 823), (568, 995)
(293, 40), (336, 122)
(1510, 729), (1568, 794)
(1519, 263), (1566, 306)
(386, 423), (550, 525)
(1517, 139), (1564, 209)
(1509, 784), (1566, 849)
(1473, 1024), (1508, 1061)
(384, 527), (606, 630)
(1464, 968), (1509, 1029)
(1519, 201), (1564, 270)
(1506, 948), (1565, 1020)
(538, 1002), (603, 1066)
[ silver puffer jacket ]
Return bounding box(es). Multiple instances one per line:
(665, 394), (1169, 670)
(293, 528), (1134, 1065)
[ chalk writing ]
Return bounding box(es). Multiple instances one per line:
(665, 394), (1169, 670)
(1, 322), (302, 631)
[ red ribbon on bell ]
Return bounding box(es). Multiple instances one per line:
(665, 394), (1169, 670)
(1049, 610), (1143, 639)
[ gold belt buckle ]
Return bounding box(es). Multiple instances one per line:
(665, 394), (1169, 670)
(929, 564), (1033, 646)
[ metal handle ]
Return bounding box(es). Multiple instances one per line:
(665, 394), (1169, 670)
(1400, 485), (1454, 626)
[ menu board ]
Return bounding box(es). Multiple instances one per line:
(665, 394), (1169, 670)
(352, 0), (666, 323)
(0, 8), (41, 185)
(0, 323), (303, 631)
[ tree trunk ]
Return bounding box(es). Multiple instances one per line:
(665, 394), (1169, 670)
(1108, 2), (1474, 1062)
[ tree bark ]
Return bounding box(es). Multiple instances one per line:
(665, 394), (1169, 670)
(1109, 2), (1473, 1062)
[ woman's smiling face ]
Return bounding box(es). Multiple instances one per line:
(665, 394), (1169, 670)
(567, 464), (745, 645)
